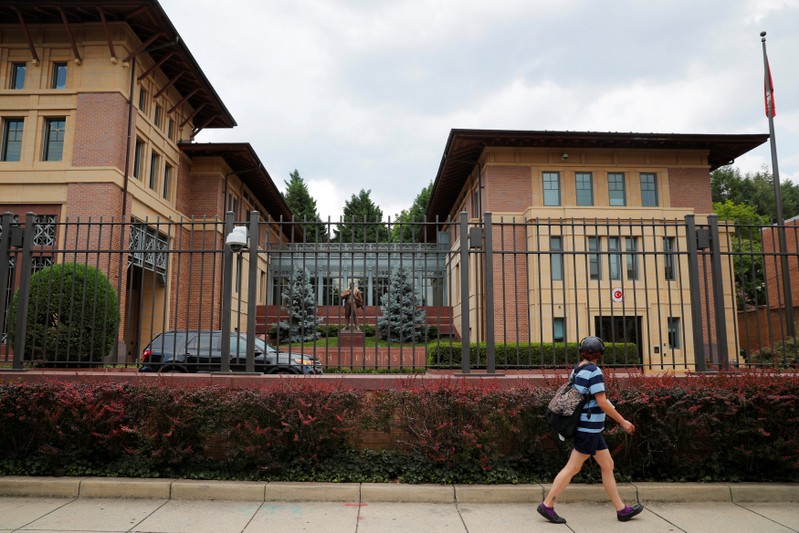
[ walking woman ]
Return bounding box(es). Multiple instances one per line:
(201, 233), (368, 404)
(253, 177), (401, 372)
(537, 336), (644, 525)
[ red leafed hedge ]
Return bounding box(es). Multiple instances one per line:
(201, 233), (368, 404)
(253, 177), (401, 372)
(0, 372), (796, 483)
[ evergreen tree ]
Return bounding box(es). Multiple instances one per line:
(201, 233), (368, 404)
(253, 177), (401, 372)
(377, 266), (426, 343)
(275, 268), (321, 342)
(282, 169), (328, 242)
(334, 189), (389, 242)
(391, 182), (433, 243)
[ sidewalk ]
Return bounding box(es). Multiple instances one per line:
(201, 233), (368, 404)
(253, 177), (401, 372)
(0, 477), (797, 532)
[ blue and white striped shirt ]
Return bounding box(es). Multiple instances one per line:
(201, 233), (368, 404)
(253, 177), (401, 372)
(570, 363), (606, 433)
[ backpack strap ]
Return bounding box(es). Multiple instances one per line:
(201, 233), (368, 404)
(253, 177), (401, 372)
(569, 363), (595, 419)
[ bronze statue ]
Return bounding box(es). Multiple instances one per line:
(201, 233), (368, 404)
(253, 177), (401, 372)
(341, 281), (364, 331)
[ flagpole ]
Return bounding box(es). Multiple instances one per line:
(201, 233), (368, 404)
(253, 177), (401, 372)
(760, 31), (795, 338)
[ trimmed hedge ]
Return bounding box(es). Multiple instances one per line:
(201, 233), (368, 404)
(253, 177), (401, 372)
(427, 341), (641, 368)
(0, 372), (796, 483)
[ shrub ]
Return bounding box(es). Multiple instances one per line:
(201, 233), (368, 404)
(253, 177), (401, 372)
(427, 341), (640, 368)
(7, 263), (120, 365)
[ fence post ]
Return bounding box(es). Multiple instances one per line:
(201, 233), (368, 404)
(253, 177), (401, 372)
(0, 214), (13, 359)
(708, 215), (729, 370)
(459, 211), (470, 373)
(483, 212), (496, 374)
(246, 211), (259, 373)
(12, 213), (35, 370)
(220, 211), (234, 373)
(685, 214), (706, 372)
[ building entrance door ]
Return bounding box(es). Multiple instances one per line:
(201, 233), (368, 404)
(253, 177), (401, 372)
(594, 315), (642, 362)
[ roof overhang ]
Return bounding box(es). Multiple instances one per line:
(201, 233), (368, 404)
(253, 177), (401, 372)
(427, 129), (770, 224)
(0, 0), (236, 131)
(179, 142), (301, 242)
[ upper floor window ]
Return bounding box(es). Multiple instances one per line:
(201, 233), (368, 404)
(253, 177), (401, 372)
(149, 152), (160, 190)
(167, 118), (175, 141)
(1, 119), (24, 161)
(543, 172), (560, 206)
(51, 62), (67, 89)
(163, 163), (172, 200)
(10, 63), (26, 89)
(608, 237), (621, 280)
(42, 118), (65, 161)
(138, 88), (148, 113)
(576, 172), (593, 206)
(154, 104), (162, 128)
(608, 173), (626, 206)
(626, 237), (639, 280)
(550, 236), (563, 281)
(641, 173), (658, 206)
(133, 138), (144, 179)
(588, 237), (601, 280)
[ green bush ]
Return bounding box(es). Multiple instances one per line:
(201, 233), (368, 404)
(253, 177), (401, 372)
(750, 338), (798, 368)
(7, 263), (120, 365)
(427, 341), (640, 368)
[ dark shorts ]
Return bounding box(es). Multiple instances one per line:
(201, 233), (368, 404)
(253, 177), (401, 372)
(574, 431), (608, 456)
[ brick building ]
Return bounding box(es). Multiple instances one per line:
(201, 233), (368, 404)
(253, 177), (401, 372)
(0, 1), (295, 359)
(426, 129), (768, 371)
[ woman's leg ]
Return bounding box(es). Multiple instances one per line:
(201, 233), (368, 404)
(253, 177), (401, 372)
(593, 448), (624, 510)
(543, 449), (590, 507)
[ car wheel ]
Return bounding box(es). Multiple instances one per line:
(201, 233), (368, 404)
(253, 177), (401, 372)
(158, 365), (187, 373)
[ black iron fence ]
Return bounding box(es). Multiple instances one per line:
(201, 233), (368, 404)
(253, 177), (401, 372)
(1, 211), (797, 373)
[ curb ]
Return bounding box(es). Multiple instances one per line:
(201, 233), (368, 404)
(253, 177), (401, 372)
(0, 477), (797, 503)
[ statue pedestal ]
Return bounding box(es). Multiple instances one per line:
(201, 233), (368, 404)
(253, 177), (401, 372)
(338, 330), (365, 347)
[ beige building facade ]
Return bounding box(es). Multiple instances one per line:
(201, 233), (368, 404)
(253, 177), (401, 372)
(428, 130), (768, 372)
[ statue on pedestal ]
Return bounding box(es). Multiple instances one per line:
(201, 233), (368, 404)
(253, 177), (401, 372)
(341, 281), (363, 331)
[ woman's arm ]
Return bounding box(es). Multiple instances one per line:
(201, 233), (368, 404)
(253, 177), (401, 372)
(594, 392), (635, 433)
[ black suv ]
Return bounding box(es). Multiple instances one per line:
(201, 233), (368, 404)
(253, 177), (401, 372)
(139, 330), (322, 374)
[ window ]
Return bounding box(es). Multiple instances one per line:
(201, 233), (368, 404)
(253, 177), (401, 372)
(10, 63), (26, 89)
(550, 236), (563, 281)
(1, 119), (23, 161)
(608, 173), (626, 206)
(664, 237), (676, 280)
(138, 88), (148, 113)
(626, 237), (639, 280)
(162, 164), (172, 199)
(667, 317), (681, 349)
(553, 318), (565, 343)
(42, 118), (65, 161)
(608, 237), (621, 280)
(51, 62), (67, 89)
(641, 173), (658, 206)
(154, 104), (162, 128)
(133, 138), (144, 179)
(588, 237), (601, 280)
(543, 172), (560, 206)
(576, 172), (593, 206)
(149, 152), (160, 190)
(167, 118), (174, 140)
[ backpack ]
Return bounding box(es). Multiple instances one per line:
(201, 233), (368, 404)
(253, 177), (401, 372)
(544, 365), (593, 440)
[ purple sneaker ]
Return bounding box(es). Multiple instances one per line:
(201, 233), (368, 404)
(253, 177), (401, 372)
(617, 503), (644, 522)
(537, 502), (566, 524)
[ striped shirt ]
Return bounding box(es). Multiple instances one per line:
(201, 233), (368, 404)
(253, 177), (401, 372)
(570, 362), (606, 433)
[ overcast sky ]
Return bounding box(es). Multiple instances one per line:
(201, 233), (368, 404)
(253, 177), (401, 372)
(162, 0), (799, 222)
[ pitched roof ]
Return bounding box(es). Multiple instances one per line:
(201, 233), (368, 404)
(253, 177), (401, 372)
(427, 129), (770, 223)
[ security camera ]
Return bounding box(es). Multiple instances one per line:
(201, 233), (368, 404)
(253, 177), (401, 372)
(225, 226), (248, 252)
(561, 153), (569, 160)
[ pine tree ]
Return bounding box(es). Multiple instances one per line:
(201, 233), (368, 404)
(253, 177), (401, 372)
(282, 169), (328, 242)
(334, 189), (389, 242)
(275, 268), (321, 342)
(377, 266), (426, 343)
